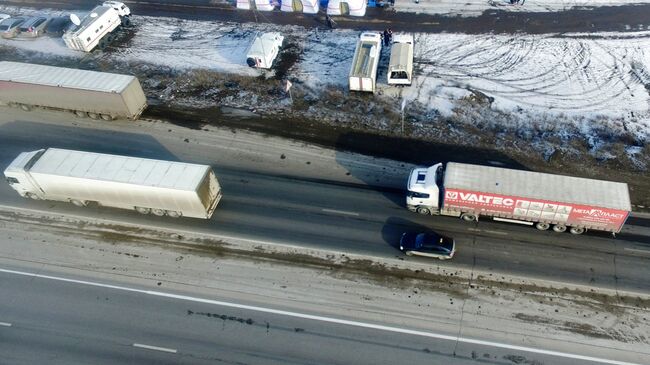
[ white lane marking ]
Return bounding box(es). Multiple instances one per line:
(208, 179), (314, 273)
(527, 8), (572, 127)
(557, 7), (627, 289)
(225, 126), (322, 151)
(0, 322), (12, 327)
(624, 248), (650, 255)
(133, 343), (177, 354)
(0, 268), (643, 365)
(321, 208), (359, 217)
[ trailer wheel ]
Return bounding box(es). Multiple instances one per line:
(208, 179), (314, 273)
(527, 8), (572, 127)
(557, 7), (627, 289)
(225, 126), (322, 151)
(569, 227), (585, 235)
(20, 104), (32, 111)
(87, 112), (99, 120)
(70, 199), (87, 207)
(461, 213), (477, 222)
(166, 210), (182, 218)
(100, 114), (113, 121)
(25, 192), (41, 200)
(75, 110), (87, 118)
(151, 208), (166, 216)
(135, 206), (151, 215)
(552, 224), (567, 233)
(415, 207), (431, 215)
(535, 222), (550, 230)
(405, 251), (413, 256)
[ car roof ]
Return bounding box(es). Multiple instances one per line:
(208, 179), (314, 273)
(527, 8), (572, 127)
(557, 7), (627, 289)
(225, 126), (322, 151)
(21, 16), (47, 26)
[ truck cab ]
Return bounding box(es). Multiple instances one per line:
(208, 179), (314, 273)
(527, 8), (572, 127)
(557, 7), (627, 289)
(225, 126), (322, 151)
(406, 163), (442, 215)
(3, 149), (44, 198)
(102, 1), (131, 17)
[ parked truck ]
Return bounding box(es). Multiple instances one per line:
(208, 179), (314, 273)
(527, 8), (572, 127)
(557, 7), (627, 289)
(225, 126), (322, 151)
(406, 162), (631, 234)
(387, 34), (414, 86)
(4, 148), (223, 219)
(63, 1), (131, 52)
(0, 61), (147, 120)
(349, 32), (381, 93)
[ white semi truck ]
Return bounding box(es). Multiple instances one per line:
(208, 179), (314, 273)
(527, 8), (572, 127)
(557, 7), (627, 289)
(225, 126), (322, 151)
(407, 162), (631, 234)
(63, 1), (131, 52)
(4, 148), (222, 219)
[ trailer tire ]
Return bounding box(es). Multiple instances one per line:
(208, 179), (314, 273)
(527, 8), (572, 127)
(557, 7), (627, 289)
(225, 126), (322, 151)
(552, 224), (567, 233)
(135, 206), (151, 215)
(100, 114), (113, 121)
(25, 192), (41, 200)
(535, 222), (550, 230)
(461, 213), (477, 222)
(416, 206), (431, 215)
(87, 112), (99, 120)
(570, 227), (585, 235)
(405, 251), (413, 256)
(151, 208), (166, 216)
(20, 104), (32, 111)
(166, 210), (182, 218)
(75, 110), (87, 118)
(70, 199), (87, 207)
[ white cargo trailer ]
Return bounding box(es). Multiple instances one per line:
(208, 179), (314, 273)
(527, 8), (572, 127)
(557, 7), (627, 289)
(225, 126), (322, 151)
(4, 148), (222, 219)
(406, 162), (631, 234)
(0, 61), (147, 120)
(63, 2), (131, 52)
(349, 32), (381, 93)
(387, 34), (414, 86)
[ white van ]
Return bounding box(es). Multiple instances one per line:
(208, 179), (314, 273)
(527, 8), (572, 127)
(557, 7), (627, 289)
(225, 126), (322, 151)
(246, 32), (284, 69)
(387, 34), (414, 86)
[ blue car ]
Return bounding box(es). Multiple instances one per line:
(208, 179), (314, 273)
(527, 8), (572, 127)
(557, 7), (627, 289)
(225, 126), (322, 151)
(399, 231), (456, 260)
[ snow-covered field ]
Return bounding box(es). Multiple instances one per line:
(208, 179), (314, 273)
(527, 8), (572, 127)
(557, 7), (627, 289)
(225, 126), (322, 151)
(396, 0), (650, 16)
(0, 2), (648, 167)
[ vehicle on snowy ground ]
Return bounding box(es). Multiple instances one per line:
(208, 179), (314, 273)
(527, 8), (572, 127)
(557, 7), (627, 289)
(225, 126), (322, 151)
(387, 34), (414, 86)
(349, 32), (381, 93)
(246, 32), (284, 69)
(0, 17), (25, 39)
(63, 1), (131, 52)
(17, 16), (50, 38)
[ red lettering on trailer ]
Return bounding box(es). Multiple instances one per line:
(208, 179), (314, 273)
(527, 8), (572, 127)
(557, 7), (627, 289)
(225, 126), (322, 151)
(443, 188), (628, 232)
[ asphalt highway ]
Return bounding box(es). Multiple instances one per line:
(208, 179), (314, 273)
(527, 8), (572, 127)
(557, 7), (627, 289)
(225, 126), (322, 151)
(0, 108), (649, 295)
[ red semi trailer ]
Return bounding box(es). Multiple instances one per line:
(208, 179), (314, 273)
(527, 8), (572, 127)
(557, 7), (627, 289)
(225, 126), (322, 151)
(406, 162), (631, 234)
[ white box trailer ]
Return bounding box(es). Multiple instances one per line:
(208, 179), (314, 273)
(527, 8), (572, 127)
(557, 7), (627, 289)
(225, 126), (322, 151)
(63, 2), (131, 52)
(0, 61), (147, 120)
(387, 34), (414, 86)
(407, 162), (631, 234)
(4, 148), (223, 219)
(349, 32), (381, 93)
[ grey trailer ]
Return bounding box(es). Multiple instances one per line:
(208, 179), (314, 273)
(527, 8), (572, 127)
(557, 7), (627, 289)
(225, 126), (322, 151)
(0, 61), (147, 120)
